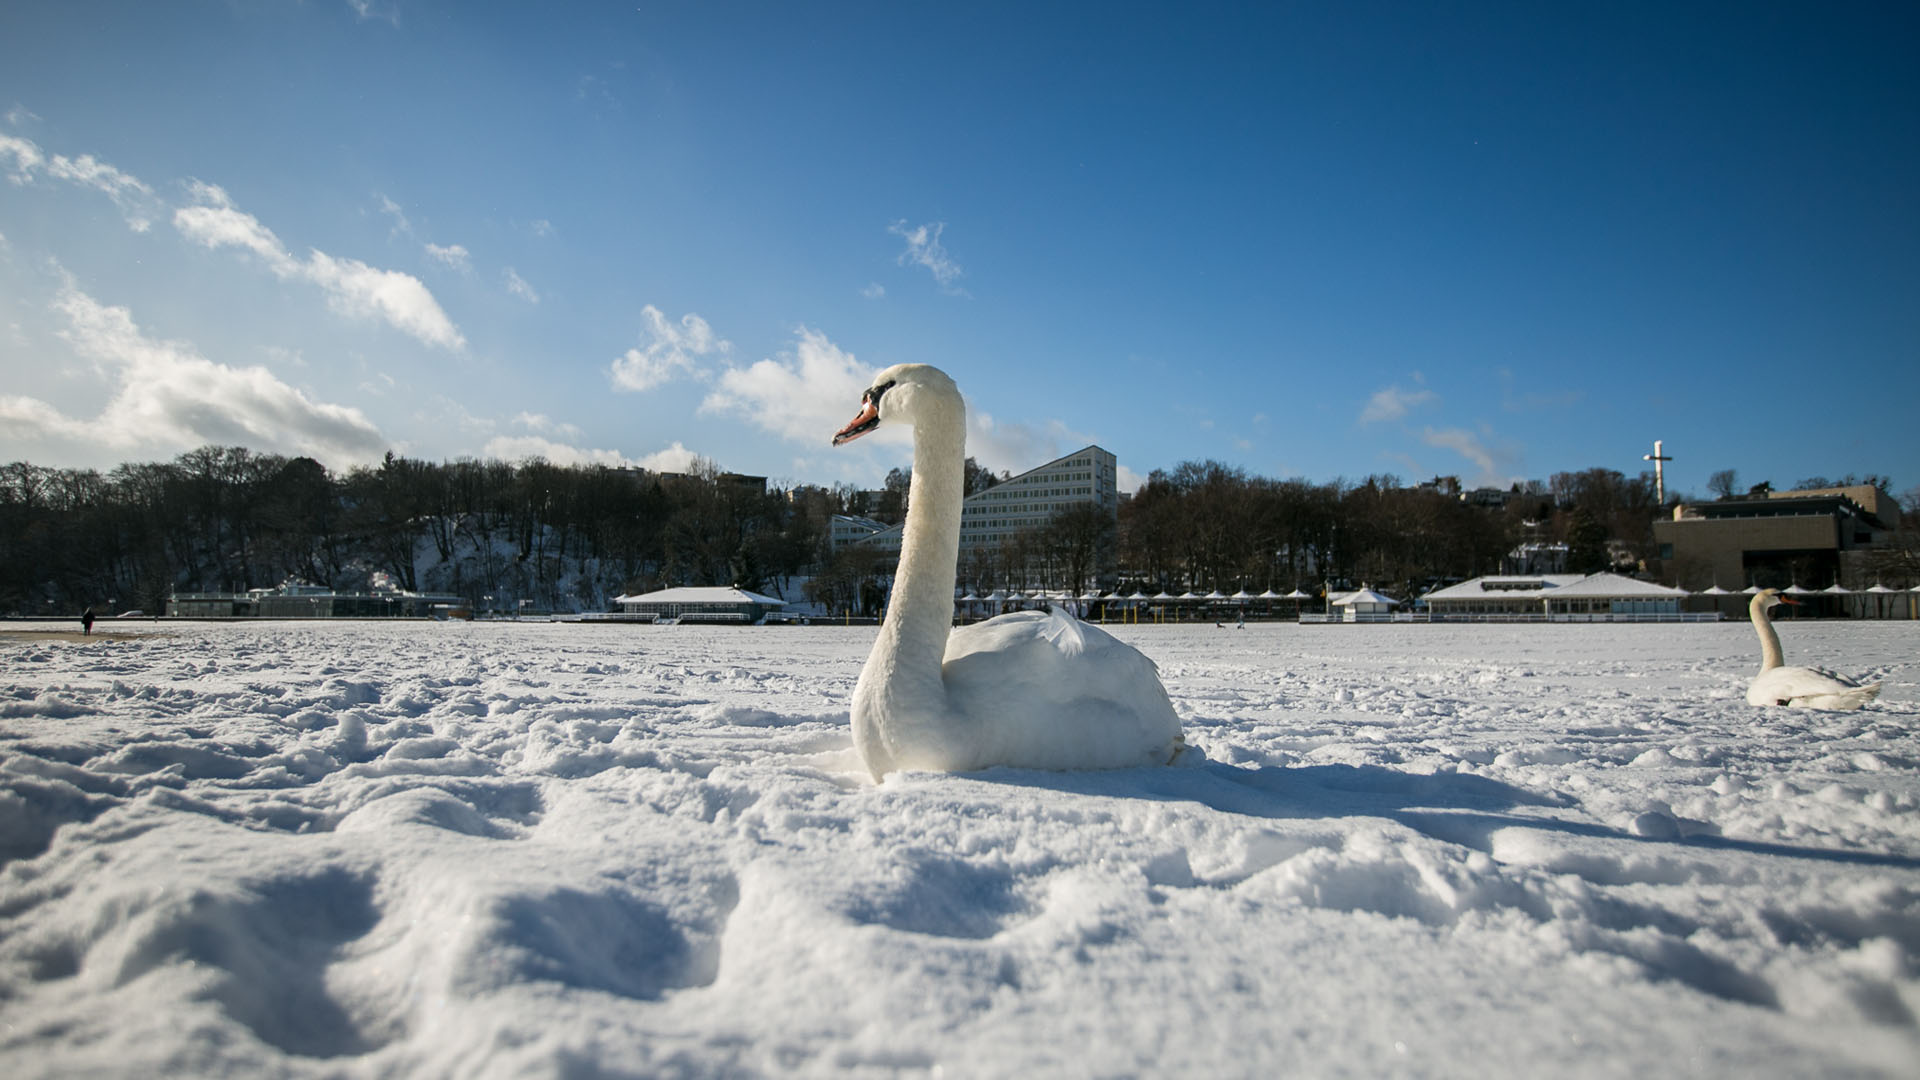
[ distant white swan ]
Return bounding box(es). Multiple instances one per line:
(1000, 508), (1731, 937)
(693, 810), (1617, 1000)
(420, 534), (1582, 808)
(832, 364), (1191, 779)
(1745, 588), (1881, 710)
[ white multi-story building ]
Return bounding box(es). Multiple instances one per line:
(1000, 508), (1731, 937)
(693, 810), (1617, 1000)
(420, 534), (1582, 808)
(858, 445), (1120, 556)
(827, 514), (892, 553)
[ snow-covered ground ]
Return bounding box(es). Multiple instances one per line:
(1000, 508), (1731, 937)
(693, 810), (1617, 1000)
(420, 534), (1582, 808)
(2, 618), (1916, 1078)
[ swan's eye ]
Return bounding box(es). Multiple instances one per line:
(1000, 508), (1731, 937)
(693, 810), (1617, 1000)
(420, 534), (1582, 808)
(864, 379), (896, 406)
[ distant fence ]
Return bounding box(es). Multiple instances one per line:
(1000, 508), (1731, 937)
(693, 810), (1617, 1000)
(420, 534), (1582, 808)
(1299, 612), (1722, 625)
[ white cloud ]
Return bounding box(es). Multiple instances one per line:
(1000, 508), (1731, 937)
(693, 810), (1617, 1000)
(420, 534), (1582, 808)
(174, 183), (465, 350)
(700, 326), (887, 447)
(478, 435), (701, 472)
(1420, 425), (1520, 488)
(700, 326), (1097, 478)
(377, 193), (413, 237)
(861, 282), (885, 300)
(1359, 382), (1438, 424)
(425, 242), (470, 271)
(888, 220), (967, 294)
(503, 267), (539, 303)
(47, 153), (157, 231)
(634, 441), (702, 473)
(0, 132), (46, 182)
(530, 219), (554, 238)
(174, 181), (296, 270)
(0, 281), (387, 467)
(0, 132), (158, 230)
(512, 411), (582, 440)
(609, 305), (728, 391)
(1115, 465), (1147, 494)
(306, 251), (466, 350)
(346, 0), (399, 25)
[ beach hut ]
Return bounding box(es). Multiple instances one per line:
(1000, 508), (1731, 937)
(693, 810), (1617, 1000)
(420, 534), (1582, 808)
(1331, 586), (1399, 622)
(1862, 583), (1899, 620)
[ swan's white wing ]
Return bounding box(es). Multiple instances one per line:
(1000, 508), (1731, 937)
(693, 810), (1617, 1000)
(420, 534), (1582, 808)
(1748, 665), (1881, 710)
(939, 610), (1180, 770)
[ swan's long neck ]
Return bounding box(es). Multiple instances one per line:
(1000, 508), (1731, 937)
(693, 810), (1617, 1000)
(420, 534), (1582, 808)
(1751, 598), (1785, 672)
(879, 396), (967, 685)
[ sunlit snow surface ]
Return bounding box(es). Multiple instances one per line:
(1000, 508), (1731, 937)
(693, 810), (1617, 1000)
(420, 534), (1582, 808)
(2, 619), (1916, 1077)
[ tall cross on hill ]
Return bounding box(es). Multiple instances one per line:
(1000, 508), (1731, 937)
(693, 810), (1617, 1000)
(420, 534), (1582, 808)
(1643, 439), (1673, 505)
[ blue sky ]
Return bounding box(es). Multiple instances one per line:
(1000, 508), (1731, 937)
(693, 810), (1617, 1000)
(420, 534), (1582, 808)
(2, 1), (1915, 498)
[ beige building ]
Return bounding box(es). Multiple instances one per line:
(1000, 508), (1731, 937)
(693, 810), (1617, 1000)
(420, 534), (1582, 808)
(1653, 485), (1892, 590)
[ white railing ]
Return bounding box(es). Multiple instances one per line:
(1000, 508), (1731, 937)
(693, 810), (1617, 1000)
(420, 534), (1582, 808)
(1300, 612), (1720, 624)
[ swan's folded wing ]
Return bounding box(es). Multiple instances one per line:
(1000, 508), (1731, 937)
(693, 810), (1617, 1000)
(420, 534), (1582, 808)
(942, 611), (1176, 724)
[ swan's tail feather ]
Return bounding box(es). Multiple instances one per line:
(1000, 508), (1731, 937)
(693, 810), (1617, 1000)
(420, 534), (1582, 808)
(1795, 682), (1882, 711)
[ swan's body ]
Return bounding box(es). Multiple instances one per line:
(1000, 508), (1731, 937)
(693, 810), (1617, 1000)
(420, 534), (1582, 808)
(1745, 588), (1881, 710)
(833, 364), (1190, 779)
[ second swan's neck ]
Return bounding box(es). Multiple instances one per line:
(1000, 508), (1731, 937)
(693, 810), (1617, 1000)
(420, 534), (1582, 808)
(1751, 601), (1784, 672)
(881, 398), (967, 681)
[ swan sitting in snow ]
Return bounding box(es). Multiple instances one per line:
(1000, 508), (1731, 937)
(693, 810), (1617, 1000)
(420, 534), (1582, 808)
(832, 364), (1191, 779)
(1745, 588), (1881, 710)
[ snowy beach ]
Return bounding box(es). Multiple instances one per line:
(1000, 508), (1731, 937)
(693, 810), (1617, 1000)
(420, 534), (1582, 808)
(2, 619), (1917, 1078)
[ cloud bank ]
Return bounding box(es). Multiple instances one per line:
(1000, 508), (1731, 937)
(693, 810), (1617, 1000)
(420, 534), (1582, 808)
(0, 281), (387, 467)
(479, 435), (703, 473)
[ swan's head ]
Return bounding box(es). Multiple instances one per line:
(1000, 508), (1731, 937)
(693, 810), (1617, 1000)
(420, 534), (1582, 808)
(831, 363), (961, 446)
(1753, 587), (1798, 612)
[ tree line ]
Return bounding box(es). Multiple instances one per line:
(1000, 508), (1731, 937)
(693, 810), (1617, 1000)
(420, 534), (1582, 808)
(4, 446), (1909, 617)
(1, 447), (828, 616)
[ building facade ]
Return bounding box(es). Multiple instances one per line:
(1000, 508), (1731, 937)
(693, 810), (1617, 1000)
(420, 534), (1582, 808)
(1653, 485), (1893, 590)
(827, 514), (891, 553)
(858, 445), (1120, 557)
(1421, 573), (1690, 618)
(611, 586), (788, 623)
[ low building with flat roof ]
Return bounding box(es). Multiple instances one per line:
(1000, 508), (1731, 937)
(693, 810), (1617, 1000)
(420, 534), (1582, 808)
(1422, 573), (1691, 618)
(167, 583), (465, 619)
(611, 586), (787, 624)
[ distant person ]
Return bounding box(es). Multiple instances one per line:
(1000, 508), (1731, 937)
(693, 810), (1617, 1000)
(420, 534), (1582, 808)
(81, 607), (95, 636)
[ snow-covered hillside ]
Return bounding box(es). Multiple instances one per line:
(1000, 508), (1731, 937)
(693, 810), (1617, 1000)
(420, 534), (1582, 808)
(1, 620), (1915, 1077)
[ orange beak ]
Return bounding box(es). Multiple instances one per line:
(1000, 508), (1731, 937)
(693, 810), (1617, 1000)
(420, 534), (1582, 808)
(833, 399), (881, 446)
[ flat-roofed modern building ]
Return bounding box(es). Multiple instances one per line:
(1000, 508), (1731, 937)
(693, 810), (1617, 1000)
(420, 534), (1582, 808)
(859, 445), (1120, 556)
(1653, 485), (1892, 590)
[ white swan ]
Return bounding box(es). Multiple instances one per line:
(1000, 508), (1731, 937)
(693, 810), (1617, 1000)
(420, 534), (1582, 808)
(832, 363), (1191, 779)
(1745, 588), (1881, 710)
